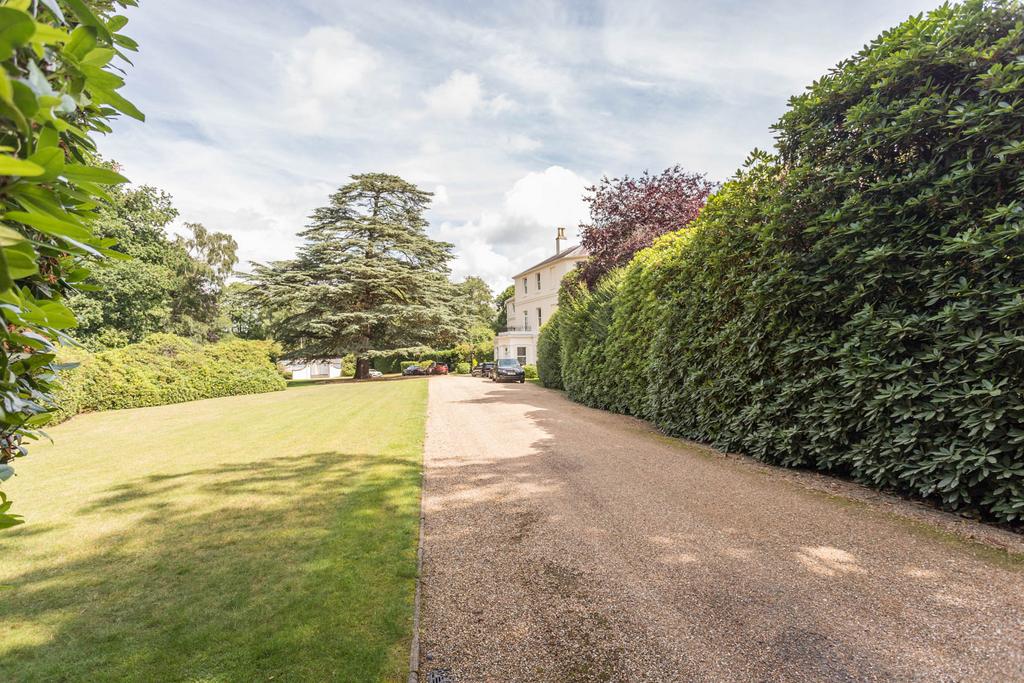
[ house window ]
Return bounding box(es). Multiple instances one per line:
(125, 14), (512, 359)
(536, 272), (541, 290)
(537, 307), (542, 327)
(523, 311), (529, 330)
(522, 277), (528, 294)
(516, 346), (527, 366)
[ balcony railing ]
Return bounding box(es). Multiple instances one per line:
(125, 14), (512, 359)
(497, 325), (534, 333)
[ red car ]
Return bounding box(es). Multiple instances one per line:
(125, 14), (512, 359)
(430, 363), (449, 375)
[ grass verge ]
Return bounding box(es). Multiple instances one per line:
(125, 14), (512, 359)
(0, 379), (428, 682)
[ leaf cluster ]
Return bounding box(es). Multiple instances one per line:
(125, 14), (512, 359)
(0, 0), (141, 528)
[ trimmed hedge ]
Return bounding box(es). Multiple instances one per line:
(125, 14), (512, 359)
(537, 313), (564, 390)
(54, 334), (286, 422)
(542, 1), (1024, 522)
(522, 364), (538, 380)
(455, 362), (471, 374)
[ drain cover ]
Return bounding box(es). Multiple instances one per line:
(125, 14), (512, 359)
(425, 668), (454, 683)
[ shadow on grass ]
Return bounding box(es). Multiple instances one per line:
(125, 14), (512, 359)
(0, 451), (420, 682)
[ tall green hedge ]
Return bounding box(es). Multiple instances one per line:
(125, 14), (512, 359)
(54, 334), (285, 421)
(543, 1), (1024, 522)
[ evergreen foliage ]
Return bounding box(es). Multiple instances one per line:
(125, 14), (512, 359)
(0, 0), (142, 527)
(54, 334), (284, 421)
(541, 1), (1024, 522)
(248, 173), (469, 378)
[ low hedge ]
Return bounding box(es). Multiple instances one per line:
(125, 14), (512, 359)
(522, 364), (538, 380)
(542, 1), (1024, 522)
(54, 334), (286, 422)
(455, 362), (470, 374)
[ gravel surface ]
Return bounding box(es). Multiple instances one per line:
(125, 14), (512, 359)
(418, 376), (1024, 682)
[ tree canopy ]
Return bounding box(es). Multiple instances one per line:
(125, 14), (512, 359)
(69, 184), (238, 347)
(247, 173), (469, 378)
(577, 166), (715, 287)
(493, 284), (515, 332)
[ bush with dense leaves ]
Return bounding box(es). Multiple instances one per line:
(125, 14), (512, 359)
(522, 364), (538, 380)
(0, 1), (143, 528)
(543, 1), (1024, 522)
(54, 334), (285, 421)
(536, 311), (564, 390)
(455, 362), (470, 374)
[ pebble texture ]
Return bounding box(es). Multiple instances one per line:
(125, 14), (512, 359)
(419, 377), (1024, 682)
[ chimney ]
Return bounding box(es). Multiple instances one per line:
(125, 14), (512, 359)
(555, 226), (566, 254)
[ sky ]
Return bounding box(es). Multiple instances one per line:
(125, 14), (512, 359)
(99, 0), (938, 292)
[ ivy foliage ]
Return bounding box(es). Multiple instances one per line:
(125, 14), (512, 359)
(542, 1), (1024, 522)
(0, 0), (141, 528)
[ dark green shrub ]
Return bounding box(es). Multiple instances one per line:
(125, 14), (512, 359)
(54, 334), (285, 422)
(536, 313), (563, 389)
(542, 1), (1024, 522)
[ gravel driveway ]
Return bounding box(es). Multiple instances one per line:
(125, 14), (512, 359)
(418, 376), (1024, 682)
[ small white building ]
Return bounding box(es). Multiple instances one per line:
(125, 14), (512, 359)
(279, 359), (344, 380)
(494, 229), (588, 366)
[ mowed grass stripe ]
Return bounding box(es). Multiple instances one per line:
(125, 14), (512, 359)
(0, 378), (429, 682)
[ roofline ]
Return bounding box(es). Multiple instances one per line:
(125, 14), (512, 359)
(510, 245), (588, 280)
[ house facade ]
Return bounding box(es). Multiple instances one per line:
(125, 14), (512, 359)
(279, 359), (344, 380)
(494, 229), (588, 366)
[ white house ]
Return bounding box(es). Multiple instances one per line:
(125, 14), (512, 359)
(279, 359), (344, 380)
(494, 228), (588, 366)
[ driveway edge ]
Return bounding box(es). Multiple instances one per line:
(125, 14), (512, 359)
(407, 386), (428, 683)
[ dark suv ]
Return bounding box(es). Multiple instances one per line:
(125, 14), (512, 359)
(492, 358), (525, 383)
(472, 362), (494, 377)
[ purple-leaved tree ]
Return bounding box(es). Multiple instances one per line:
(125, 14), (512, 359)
(577, 166), (716, 287)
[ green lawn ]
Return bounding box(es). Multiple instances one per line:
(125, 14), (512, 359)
(0, 379), (428, 682)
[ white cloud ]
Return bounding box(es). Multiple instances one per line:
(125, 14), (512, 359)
(423, 70), (483, 118)
(433, 184), (449, 206)
(280, 27), (383, 129)
(500, 133), (542, 153)
(423, 69), (514, 120)
(437, 166), (590, 289)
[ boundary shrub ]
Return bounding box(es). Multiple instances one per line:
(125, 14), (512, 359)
(542, 1), (1024, 522)
(55, 334), (285, 422)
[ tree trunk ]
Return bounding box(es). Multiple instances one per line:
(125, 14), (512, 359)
(355, 356), (371, 380)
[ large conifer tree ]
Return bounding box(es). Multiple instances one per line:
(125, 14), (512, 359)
(249, 173), (467, 378)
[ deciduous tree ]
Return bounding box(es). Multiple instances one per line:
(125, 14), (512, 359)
(577, 166), (715, 287)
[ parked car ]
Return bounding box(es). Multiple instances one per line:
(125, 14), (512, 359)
(430, 363), (449, 375)
(492, 358), (526, 383)
(368, 369), (383, 378)
(472, 362), (494, 377)
(403, 364), (427, 376)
